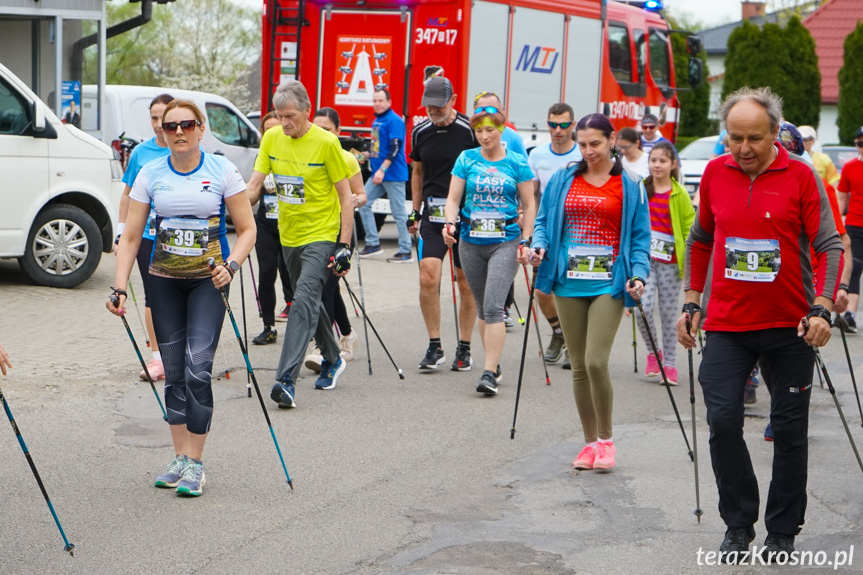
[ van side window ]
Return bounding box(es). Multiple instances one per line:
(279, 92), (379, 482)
(649, 29), (671, 87)
(608, 23), (632, 83)
(206, 103), (253, 147)
(0, 79), (31, 135)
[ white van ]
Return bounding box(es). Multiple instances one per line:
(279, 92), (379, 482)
(0, 63), (124, 288)
(82, 85), (261, 181)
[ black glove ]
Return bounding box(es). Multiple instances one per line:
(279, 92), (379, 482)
(408, 209), (422, 225)
(333, 242), (352, 273)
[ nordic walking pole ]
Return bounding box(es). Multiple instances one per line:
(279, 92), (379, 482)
(127, 282), (149, 348)
(353, 224), (373, 376)
(511, 268), (539, 439)
(631, 309), (638, 373)
(0, 384), (75, 556)
(448, 246), (460, 342)
(631, 280), (693, 461)
(685, 313), (703, 522)
(816, 362), (825, 389)
(836, 314), (863, 425)
(511, 297), (525, 325)
(247, 257), (263, 319)
(239, 267), (251, 397)
(806, 319), (863, 475)
(110, 290), (168, 421)
(341, 275), (405, 379)
(522, 265), (551, 386)
(208, 259), (293, 489)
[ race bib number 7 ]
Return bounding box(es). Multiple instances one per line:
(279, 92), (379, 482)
(567, 245), (614, 280)
(724, 237), (780, 282)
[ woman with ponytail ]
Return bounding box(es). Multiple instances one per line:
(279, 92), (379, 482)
(519, 113), (650, 471)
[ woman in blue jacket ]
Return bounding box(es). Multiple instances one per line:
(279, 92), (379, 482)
(519, 113), (650, 471)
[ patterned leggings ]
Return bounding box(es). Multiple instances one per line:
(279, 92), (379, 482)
(636, 260), (681, 367)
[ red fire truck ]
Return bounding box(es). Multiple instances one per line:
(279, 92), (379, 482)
(261, 0), (701, 150)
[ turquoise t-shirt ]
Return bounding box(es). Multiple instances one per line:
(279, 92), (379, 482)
(452, 148), (533, 245)
(123, 137), (172, 241)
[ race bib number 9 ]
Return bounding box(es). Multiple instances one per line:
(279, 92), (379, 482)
(724, 237), (780, 282)
(567, 245), (614, 280)
(263, 195), (279, 219)
(427, 197), (446, 223)
(650, 230), (675, 262)
(469, 210), (505, 238)
(276, 175), (305, 205)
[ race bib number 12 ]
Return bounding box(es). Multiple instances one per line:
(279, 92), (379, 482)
(276, 175), (305, 205)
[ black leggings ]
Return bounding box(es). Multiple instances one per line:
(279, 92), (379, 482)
(135, 238), (155, 306)
(322, 273), (351, 336)
(846, 225), (863, 296)
(149, 275), (226, 435)
(255, 222), (292, 326)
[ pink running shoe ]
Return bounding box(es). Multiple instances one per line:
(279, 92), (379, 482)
(662, 366), (678, 386)
(572, 444), (597, 470)
(594, 441), (616, 469)
(139, 358), (165, 381)
(644, 350), (663, 377)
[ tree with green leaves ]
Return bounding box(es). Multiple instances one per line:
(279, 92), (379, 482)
(722, 17), (820, 128)
(837, 22), (863, 145)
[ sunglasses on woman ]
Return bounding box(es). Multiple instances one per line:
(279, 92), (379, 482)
(162, 119), (201, 133)
(547, 121), (573, 130)
(475, 106), (499, 115)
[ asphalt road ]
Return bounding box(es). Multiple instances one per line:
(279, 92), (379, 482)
(0, 225), (861, 574)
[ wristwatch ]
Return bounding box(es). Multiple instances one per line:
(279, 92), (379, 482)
(806, 305), (831, 324)
(225, 260), (239, 278)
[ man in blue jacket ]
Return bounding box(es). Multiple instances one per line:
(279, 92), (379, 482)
(358, 89), (413, 262)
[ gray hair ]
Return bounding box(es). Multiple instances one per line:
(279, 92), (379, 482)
(720, 86), (783, 131)
(272, 79), (311, 112)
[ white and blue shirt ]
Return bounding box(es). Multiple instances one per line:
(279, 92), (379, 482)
(527, 143), (583, 195)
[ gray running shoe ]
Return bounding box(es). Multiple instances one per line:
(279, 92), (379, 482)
(476, 370), (498, 395)
(562, 349), (571, 370)
(154, 455), (188, 488)
(176, 460), (206, 497)
(544, 333), (565, 363)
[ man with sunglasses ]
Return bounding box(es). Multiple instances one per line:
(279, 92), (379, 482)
(408, 76), (479, 371)
(639, 112), (670, 154)
(836, 125), (863, 333)
(473, 92), (527, 159)
(525, 102), (583, 365)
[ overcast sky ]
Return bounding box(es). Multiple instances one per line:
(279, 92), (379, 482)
(233, 0), (744, 27)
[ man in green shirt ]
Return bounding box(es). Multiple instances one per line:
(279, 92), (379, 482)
(247, 80), (353, 407)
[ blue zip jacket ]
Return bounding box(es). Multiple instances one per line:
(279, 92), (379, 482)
(531, 164), (651, 306)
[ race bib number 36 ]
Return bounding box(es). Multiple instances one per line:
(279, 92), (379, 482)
(567, 245), (614, 280)
(650, 230), (675, 262)
(276, 175), (305, 205)
(427, 197), (446, 223)
(724, 237), (780, 282)
(469, 210), (505, 238)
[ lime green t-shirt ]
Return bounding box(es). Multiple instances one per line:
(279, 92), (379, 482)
(340, 149), (362, 180)
(254, 123), (351, 247)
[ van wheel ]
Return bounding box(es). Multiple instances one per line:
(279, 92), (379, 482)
(19, 204), (102, 288)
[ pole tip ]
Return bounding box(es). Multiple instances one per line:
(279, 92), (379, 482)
(247, 388), (252, 397)
(65, 544), (75, 557)
(163, 415), (168, 422)
(288, 480), (294, 490)
(510, 429), (516, 439)
(688, 450), (694, 462)
(519, 318), (525, 325)
(398, 370), (405, 380)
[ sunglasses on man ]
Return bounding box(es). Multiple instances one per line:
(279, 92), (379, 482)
(641, 124), (657, 130)
(856, 140), (863, 148)
(547, 121), (573, 130)
(162, 119), (201, 133)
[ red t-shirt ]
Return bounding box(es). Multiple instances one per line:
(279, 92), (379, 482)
(563, 175), (624, 261)
(838, 156), (863, 227)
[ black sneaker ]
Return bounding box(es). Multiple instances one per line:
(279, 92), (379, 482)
(451, 345), (473, 371)
(758, 532), (795, 564)
(252, 325), (278, 345)
(719, 526), (755, 564)
(386, 251), (414, 263)
(843, 312), (858, 334)
(359, 244), (384, 258)
(419, 346), (446, 370)
(476, 370), (498, 395)
(493, 364), (502, 382)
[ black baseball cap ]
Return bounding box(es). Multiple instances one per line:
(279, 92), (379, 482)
(641, 113), (659, 126)
(855, 125), (863, 140)
(422, 76), (454, 108)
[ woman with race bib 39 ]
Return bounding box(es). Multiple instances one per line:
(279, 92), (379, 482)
(442, 106), (535, 396)
(520, 113), (650, 471)
(635, 141), (695, 385)
(107, 99), (256, 497)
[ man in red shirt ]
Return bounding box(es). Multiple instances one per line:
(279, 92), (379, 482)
(676, 87), (843, 564)
(836, 125), (863, 333)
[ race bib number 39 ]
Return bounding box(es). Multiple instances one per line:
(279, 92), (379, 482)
(276, 175), (305, 205)
(160, 218), (208, 256)
(150, 216), (221, 279)
(650, 230), (675, 262)
(567, 245), (614, 280)
(469, 210), (505, 238)
(724, 237), (780, 282)
(427, 197), (446, 223)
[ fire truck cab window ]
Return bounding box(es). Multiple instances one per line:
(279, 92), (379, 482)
(649, 29), (671, 86)
(608, 24), (632, 83)
(634, 29), (646, 84)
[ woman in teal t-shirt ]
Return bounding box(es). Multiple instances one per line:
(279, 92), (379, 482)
(442, 107), (535, 396)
